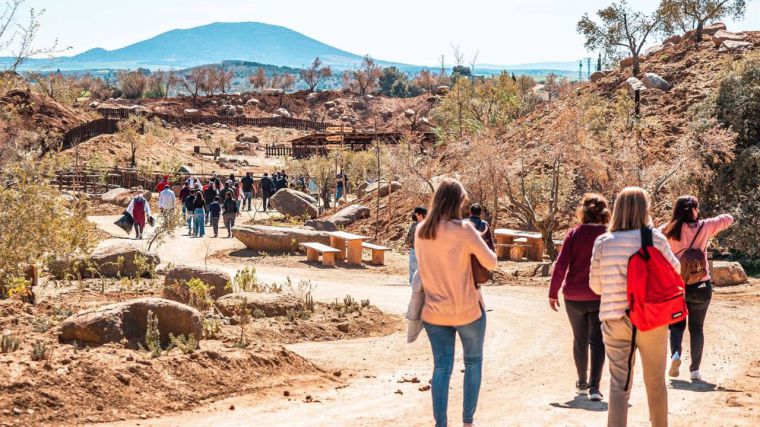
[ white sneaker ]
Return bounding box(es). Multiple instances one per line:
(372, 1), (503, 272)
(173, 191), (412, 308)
(690, 370), (701, 381)
(669, 352), (681, 378)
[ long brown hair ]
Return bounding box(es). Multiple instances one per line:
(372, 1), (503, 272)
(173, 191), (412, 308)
(576, 193), (611, 225)
(609, 187), (652, 232)
(418, 178), (466, 240)
(663, 195), (699, 241)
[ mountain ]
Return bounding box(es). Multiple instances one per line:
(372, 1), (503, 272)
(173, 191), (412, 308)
(478, 61), (582, 72)
(5, 22), (381, 71)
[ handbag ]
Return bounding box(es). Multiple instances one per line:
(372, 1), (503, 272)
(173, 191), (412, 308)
(471, 255), (491, 287)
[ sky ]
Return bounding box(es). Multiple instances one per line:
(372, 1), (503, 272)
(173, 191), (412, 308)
(10, 0), (760, 66)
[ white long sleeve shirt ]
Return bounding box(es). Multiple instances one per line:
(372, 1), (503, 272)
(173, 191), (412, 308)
(158, 188), (176, 210)
(126, 196), (152, 217)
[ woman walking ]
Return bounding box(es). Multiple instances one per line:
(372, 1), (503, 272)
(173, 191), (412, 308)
(414, 178), (497, 427)
(662, 196), (733, 381)
(404, 206), (427, 286)
(549, 193), (610, 401)
(192, 191), (206, 238)
(590, 187), (680, 427)
(222, 191), (239, 238)
(126, 193), (151, 240)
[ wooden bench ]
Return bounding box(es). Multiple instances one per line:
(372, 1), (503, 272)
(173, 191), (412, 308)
(495, 238), (532, 261)
(301, 242), (341, 267)
(362, 242), (391, 266)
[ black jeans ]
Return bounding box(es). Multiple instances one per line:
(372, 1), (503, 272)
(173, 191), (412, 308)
(669, 280), (712, 372)
(565, 299), (605, 389)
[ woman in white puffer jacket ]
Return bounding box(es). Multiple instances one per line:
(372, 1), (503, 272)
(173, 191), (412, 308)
(589, 187), (680, 427)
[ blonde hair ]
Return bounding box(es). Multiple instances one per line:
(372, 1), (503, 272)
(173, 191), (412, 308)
(609, 187), (652, 232)
(418, 178), (466, 240)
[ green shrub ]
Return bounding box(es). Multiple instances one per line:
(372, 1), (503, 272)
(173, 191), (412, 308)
(144, 310), (161, 358)
(31, 341), (51, 362)
(1, 334), (20, 353)
(168, 333), (197, 354)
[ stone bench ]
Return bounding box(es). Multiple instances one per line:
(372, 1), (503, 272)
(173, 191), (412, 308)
(301, 242), (341, 267)
(495, 238), (532, 261)
(362, 242), (391, 266)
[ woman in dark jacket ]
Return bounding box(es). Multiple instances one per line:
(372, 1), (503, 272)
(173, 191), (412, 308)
(222, 191), (239, 238)
(548, 193), (610, 401)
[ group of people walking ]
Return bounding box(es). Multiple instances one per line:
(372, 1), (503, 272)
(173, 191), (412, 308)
(407, 178), (733, 427)
(178, 174), (241, 238)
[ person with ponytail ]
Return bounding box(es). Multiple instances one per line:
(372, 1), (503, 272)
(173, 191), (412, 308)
(549, 193), (610, 401)
(662, 196), (733, 382)
(414, 178), (497, 427)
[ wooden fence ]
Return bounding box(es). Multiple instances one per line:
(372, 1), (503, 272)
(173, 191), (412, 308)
(264, 144), (329, 159)
(61, 118), (120, 149)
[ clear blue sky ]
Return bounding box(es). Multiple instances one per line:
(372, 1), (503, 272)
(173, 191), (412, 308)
(12, 0), (760, 65)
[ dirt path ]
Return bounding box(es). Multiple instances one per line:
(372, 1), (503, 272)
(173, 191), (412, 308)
(90, 216), (760, 426)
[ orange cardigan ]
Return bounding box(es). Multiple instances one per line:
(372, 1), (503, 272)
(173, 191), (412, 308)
(414, 219), (498, 326)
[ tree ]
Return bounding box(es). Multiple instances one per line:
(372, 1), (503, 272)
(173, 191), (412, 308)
(180, 67), (209, 105)
(299, 57), (332, 91)
(0, 0), (68, 73)
(249, 68), (266, 92)
(209, 65), (234, 94)
(26, 71), (77, 103)
(145, 70), (174, 98)
(597, 53), (603, 71)
(118, 70), (148, 99)
(577, 1), (664, 75)
(413, 69), (438, 92)
(660, 0), (747, 42)
(349, 55), (382, 95)
(117, 116), (164, 167)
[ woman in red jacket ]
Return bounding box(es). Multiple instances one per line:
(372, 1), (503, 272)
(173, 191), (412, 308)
(549, 193), (610, 401)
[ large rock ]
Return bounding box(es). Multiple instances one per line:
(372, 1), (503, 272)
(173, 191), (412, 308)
(274, 107), (291, 118)
(50, 243), (160, 279)
(363, 181), (402, 198)
(712, 261), (749, 287)
(235, 133), (259, 143)
(184, 109), (200, 116)
(619, 57), (634, 68)
(719, 40), (754, 52)
(712, 30), (747, 47)
(590, 71), (608, 82)
(59, 297), (202, 346)
(329, 205), (370, 226)
(663, 35), (682, 45)
(641, 73), (671, 91)
(644, 44), (664, 56)
(163, 266), (232, 302)
(435, 85), (450, 95)
(245, 98), (260, 106)
(216, 292), (302, 317)
(233, 225), (330, 252)
(178, 165), (193, 174)
(269, 189), (319, 219)
(303, 219), (339, 232)
(351, 100), (367, 110)
(703, 22), (727, 36)
(100, 188), (152, 207)
(624, 77), (646, 97)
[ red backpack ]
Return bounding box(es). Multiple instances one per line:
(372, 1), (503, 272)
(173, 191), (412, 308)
(627, 227), (688, 332)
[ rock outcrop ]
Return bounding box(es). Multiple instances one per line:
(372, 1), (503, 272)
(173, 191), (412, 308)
(642, 73), (671, 91)
(50, 243), (160, 279)
(233, 225), (330, 252)
(329, 204), (371, 226)
(712, 261), (749, 287)
(216, 292), (302, 317)
(363, 181), (402, 198)
(269, 189), (319, 219)
(163, 266), (232, 302)
(624, 77), (646, 96)
(59, 298), (202, 345)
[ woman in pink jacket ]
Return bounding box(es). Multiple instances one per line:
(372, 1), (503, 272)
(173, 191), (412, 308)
(662, 195), (734, 381)
(414, 178), (497, 427)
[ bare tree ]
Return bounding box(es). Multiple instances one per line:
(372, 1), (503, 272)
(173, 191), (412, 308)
(209, 65), (234, 94)
(299, 57), (332, 91)
(351, 55), (381, 95)
(413, 69), (438, 92)
(577, 1), (664, 75)
(117, 70), (148, 99)
(180, 67), (209, 105)
(0, 0), (68, 73)
(249, 67), (266, 92)
(659, 0), (747, 42)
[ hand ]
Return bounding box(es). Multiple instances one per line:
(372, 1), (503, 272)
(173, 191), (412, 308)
(549, 298), (560, 312)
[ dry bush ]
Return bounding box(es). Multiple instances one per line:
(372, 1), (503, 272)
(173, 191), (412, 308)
(117, 70), (148, 99)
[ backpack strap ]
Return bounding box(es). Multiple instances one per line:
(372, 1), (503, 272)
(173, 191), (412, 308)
(639, 227), (653, 261)
(687, 223), (705, 249)
(624, 325), (637, 392)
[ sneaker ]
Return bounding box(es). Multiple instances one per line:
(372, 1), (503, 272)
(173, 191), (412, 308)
(669, 352), (681, 378)
(690, 370), (701, 381)
(576, 381), (589, 395)
(588, 387), (603, 401)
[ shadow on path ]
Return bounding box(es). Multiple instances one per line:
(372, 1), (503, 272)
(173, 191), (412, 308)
(549, 395), (608, 412)
(670, 379), (741, 393)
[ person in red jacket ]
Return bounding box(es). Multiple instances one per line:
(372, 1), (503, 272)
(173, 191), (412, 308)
(156, 175), (169, 193)
(549, 193), (610, 401)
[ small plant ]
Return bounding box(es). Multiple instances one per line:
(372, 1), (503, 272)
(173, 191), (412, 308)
(286, 278), (315, 302)
(144, 310), (162, 358)
(184, 278), (213, 311)
(233, 266), (260, 292)
(133, 254), (156, 279)
(1, 333), (20, 353)
(251, 308), (266, 319)
(234, 298), (251, 349)
(31, 341), (52, 362)
(304, 292), (315, 312)
(168, 333), (197, 354)
(361, 299), (371, 308)
(286, 307), (310, 322)
(32, 316), (52, 333)
(203, 318), (222, 339)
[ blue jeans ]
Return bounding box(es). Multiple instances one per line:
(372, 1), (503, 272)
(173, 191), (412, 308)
(183, 206), (192, 233)
(193, 209), (205, 237)
(423, 309), (486, 427)
(335, 186), (343, 202)
(243, 192), (253, 210)
(409, 249), (418, 286)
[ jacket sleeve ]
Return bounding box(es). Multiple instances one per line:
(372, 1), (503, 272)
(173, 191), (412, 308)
(549, 230), (574, 299)
(465, 222), (497, 271)
(125, 199), (135, 216)
(702, 214), (734, 238)
(653, 229), (680, 273)
(589, 236), (604, 295)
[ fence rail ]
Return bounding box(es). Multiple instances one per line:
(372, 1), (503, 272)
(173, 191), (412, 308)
(264, 144), (329, 159)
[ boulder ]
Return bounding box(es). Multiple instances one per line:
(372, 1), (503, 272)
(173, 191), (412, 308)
(307, 92), (320, 103)
(664, 35), (682, 45)
(435, 85), (450, 95)
(178, 165), (193, 174)
(303, 219), (339, 232)
(163, 266), (232, 302)
(590, 71), (608, 82)
(274, 107), (291, 118)
(235, 133), (259, 143)
(644, 44), (664, 56)
(218, 104), (237, 116)
(703, 22), (727, 36)
(404, 109), (416, 118)
(216, 292), (302, 317)
(328, 205), (370, 226)
(363, 181), (402, 197)
(351, 100), (367, 110)
(233, 142), (253, 152)
(719, 40), (754, 52)
(712, 30), (747, 47)
(232, 225), (330, 252)
(245, 98), (260, 106)
(624, 77), (647, 97)
(711, 261), (749, 287)
(269, 188), (319, 219)
(90, 243), (160, 278)
(641, 73), (671, 91)
(619, 57), (634, 68)
(235, 105), (245, 114)
(184, 109), (200, 116)
(89, 101), (99, 109)
(323, 101), (336, 109)
(59, 297), (202, 346)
